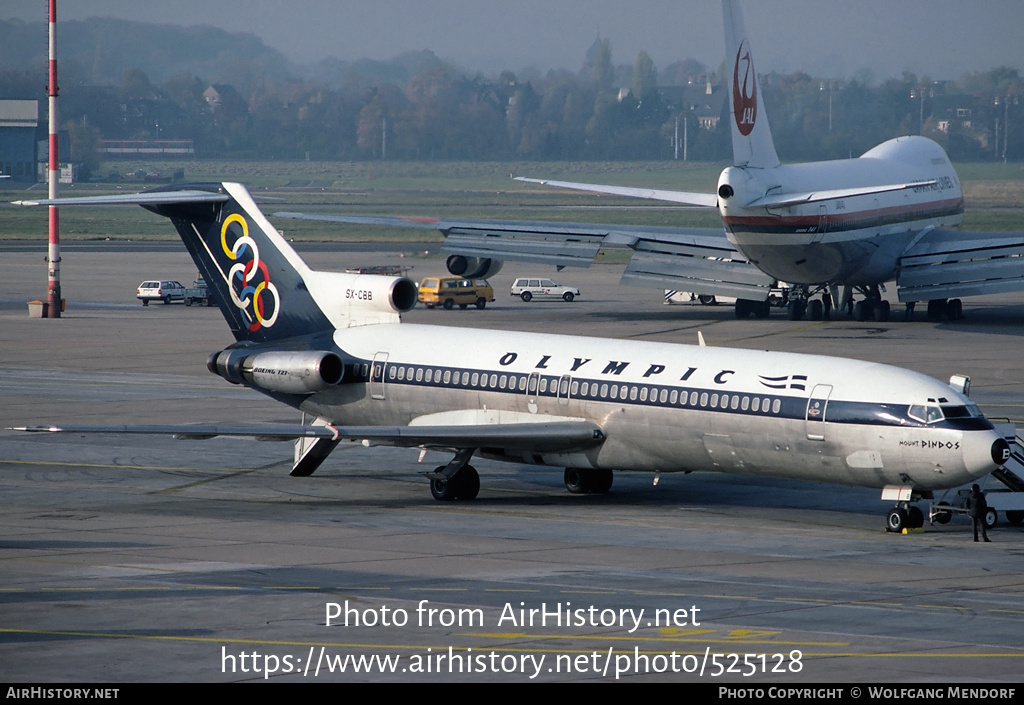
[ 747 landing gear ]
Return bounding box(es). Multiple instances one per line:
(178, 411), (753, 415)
(781, 285), (832, 321)
(429, 464), (480, 501)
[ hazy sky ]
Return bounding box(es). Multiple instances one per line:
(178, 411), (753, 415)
(5, 0), (1024, 81)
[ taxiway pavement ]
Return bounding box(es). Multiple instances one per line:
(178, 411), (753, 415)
(2, 243), (1023, 682)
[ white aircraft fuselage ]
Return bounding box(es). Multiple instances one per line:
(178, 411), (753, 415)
(719, 136), (964, 287)
(313, 322), (999, 491)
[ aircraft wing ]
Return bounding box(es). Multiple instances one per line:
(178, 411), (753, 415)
(12, 421), (606, 453)
(512, 177), (719, 207)
(274, 212), (776, 300)
(896, 229), (1024, 302)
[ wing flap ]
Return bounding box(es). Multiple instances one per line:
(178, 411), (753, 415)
(897, 229), (1024, 301)
(622, 250), (775, 298)
(619, 232), (775, 297)
(441, 230), (603, 267)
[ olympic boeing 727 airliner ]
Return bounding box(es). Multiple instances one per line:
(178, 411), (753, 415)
(13, 182), (1010, 531)
(279, 0), (1024, 324)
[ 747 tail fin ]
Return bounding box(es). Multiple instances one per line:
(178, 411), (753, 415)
(723, 0), (780, 169)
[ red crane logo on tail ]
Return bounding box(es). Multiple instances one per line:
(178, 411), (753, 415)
(733, 39), (758, 136)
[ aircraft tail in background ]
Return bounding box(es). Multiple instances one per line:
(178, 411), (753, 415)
(722, 0), (781, 169)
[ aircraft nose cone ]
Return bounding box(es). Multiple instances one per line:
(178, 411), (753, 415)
(962, 430), (1009, 480)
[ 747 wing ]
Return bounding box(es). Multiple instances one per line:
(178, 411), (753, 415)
(273, 211), (775, 301)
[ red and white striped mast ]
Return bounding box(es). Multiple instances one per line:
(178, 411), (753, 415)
(46, 0), (61, 317)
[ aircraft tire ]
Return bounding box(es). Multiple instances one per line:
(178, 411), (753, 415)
(735, 299), (751, 319)
(754, 300), (770, 318)
(948, 298), (963, 320)
(808, 299), (823, 321)
(854, 300), (870, 322)
(907, 505), (924, 528)
(564, 467), (591, 494)
(787, 300), (805, 321)
(983, 507), (998, 530)
(873, 300), (890, 323)
(430, 467), (458, 501)
(521, 292), (532, 302)
(934, 501), (952, 525)
(591, 468), (613, 494)
(456, 465), (480, 500)
(886, 507), (908, 532)
(563, 292), (575, 302)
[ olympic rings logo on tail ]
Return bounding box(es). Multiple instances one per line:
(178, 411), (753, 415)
(220, 213), (280, 331)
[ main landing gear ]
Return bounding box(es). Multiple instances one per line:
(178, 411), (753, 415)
(426, 448), (480, 501)
(429, 464), (480, 501)
(773, 284), (842, 322)
(425, 456), (615, 501)
(563, 468), (613, 494)
(885, 502), (925, 532)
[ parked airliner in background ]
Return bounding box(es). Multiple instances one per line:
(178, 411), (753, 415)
(12, 181), (1010, 531)
(279, 0), (1024, 324)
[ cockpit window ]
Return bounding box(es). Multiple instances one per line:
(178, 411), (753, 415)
(941, 404), (982, 419)
(908, 404), (944, 424)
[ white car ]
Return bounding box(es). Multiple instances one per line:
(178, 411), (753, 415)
(137, 279), (186, 306)
(510, 277), (580, 303)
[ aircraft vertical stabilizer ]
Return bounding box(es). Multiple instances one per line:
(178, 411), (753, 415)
(723, 0), (781, 169)
(139, 182), (335, 343)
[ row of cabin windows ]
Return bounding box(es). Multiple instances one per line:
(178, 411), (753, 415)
(381, 363), (783, 415)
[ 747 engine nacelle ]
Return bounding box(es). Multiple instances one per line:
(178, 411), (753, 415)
(446, 255), (503, 279)
(207, 349), (344, 395)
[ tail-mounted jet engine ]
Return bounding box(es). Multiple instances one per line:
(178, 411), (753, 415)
(445, 255), (503, 279)
(207, 350), (344, 395)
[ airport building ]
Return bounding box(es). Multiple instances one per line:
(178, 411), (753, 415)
(0, 99), (42, 182)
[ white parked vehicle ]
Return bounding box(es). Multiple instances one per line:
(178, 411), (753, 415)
(137, 279), (186, 306)
(510, 277), (580, 303)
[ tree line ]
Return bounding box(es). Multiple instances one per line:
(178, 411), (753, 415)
(0, 18), (1021, 169)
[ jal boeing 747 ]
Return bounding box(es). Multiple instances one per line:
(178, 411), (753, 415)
(279, 0), (1024, 324)
(13, 181), (1010, 531)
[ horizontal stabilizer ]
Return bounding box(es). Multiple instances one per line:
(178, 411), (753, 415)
(12, 190), (229, 207)
(745, 180), (937, 209)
